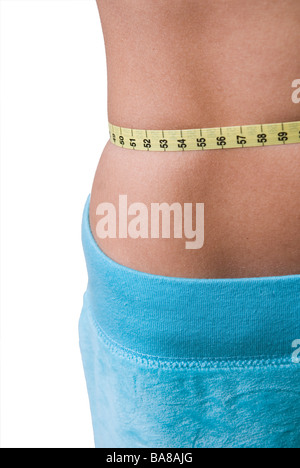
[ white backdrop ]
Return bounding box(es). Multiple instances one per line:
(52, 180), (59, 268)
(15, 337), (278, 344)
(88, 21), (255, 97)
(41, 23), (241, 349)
(0, 0), (108, 448)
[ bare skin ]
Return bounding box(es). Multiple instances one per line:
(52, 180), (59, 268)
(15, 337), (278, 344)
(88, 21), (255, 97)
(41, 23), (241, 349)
(90, 0), (300, 279)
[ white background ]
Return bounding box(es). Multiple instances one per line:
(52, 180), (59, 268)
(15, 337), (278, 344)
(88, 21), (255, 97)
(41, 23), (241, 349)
(1, 0), (108, 448)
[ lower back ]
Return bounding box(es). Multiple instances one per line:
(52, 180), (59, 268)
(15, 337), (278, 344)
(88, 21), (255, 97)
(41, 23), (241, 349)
(90, 0), (300, 278)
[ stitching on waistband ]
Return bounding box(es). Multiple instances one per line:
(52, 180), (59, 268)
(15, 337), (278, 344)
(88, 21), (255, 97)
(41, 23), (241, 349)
(85, 307), (295, 370)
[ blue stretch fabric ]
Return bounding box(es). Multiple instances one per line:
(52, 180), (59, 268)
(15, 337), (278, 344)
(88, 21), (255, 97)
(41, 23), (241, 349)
(79, 195), (300, 448)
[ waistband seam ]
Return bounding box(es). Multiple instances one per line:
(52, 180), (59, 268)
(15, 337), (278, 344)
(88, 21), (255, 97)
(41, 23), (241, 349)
(85, 306), (295, 370)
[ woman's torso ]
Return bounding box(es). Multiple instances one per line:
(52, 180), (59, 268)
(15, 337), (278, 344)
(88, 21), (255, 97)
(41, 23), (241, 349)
(90, 0), (300, 279)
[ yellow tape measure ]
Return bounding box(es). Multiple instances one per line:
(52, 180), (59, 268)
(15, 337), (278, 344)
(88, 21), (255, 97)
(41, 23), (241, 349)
(108, 121), (300, 152)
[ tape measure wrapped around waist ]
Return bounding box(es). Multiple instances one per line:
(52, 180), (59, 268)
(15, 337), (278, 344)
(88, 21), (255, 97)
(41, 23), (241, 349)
(108, 121), (300, 152)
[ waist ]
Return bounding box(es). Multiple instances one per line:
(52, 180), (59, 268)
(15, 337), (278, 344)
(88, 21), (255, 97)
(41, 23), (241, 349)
(89, 140), (300, 278)
(83, 195), (300, 363)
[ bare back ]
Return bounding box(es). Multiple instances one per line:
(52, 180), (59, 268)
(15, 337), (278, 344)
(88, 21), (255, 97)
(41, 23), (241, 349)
(90, 0), (300, 278)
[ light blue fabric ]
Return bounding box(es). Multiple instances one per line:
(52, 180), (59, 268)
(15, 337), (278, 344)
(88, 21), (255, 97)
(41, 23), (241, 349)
(79, 195), (300, 448)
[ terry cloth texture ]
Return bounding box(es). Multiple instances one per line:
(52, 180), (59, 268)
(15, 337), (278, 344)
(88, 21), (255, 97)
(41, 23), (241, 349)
(79, 195), (300, 448)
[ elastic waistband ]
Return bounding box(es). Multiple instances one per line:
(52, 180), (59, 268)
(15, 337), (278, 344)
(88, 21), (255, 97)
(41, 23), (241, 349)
(82, 195), (300, 362)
